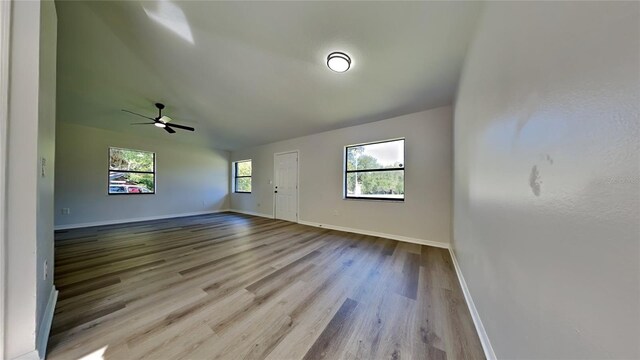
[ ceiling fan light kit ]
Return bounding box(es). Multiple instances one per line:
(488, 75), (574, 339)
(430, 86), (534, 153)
(121, 102), (195, 134)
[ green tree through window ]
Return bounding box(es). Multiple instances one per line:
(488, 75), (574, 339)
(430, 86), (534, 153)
(345, 139), (404, 200)
(234, 160), (252, 193)
(109, 147), (155, 194)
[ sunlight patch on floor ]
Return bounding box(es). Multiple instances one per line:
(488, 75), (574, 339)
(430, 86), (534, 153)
(77, 346), (108, 360)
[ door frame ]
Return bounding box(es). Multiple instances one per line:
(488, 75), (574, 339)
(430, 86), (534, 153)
(0, 0), (12, 357)
(272, 150), (299, 223)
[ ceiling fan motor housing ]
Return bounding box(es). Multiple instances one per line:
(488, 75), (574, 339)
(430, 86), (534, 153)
(122, 102), (195, 133)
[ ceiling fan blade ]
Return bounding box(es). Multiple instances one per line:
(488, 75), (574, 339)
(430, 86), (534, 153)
(165, 123), (195, 131)
(164, 126), (176, 134)
(122, 109), (155, 121)
(130, 122), (155, 125)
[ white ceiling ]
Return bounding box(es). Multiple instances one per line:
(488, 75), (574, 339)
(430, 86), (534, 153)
(56, 1), (482, 150)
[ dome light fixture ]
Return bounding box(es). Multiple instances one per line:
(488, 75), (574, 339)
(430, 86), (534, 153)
(154, 122), (166, 128)
(327, 51), (351, 73)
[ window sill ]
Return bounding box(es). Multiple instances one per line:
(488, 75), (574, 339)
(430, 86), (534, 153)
(343, 197), (404, 202)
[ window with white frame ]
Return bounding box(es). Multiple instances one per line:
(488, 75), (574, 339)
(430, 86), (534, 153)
(345, 139), (405, 200)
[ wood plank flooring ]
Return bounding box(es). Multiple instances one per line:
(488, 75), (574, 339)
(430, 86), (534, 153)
(48, 212), (484, 360)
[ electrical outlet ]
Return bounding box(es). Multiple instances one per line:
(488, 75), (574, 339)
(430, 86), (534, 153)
(44, 260), (48, 280)
(257, 202), (261, 207)
(333, 210), (340, 216)
(61, 208), (70, 215)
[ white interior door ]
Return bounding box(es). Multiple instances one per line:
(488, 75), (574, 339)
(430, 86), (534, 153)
(274, 151), (298, 222)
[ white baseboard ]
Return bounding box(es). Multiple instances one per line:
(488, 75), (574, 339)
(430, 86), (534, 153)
(54, 209), (231, 230)
(11, 286), (59, 360)
(297, 220), (449, 249)
(52, 208), (493, 359)
(227, 209), (274, 219)
(226, 210), (449, 249)
(36, 286), (57, 360)
(12, 350), (40, 360)
(449, 248), (496, 360)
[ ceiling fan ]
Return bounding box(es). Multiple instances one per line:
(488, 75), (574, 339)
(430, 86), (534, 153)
(122, 103), (195, 134)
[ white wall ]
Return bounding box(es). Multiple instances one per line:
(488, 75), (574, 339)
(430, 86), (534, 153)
(36, 0), (57, 355)
(5, 0), (57, 358)
(453, 2), (639, 359)
(55, 122), (230, 228)
(231, 106), (452, 245)
(0, 0), (10, 358)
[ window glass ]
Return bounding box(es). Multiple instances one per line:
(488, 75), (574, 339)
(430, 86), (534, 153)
(234, 160), (252, 193)
(345, 139), (404, 200)
(108, 147), (155, 194)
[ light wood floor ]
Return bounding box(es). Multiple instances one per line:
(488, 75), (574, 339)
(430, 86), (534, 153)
(48, 212), (484, 360)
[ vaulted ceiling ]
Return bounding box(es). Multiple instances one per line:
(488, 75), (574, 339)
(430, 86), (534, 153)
(56, 1), (482, 150)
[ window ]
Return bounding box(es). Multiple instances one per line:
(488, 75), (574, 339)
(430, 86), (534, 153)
(345, 139), (405, 200)
(234, 160), (252, 193)
(108, 147), (155, 194)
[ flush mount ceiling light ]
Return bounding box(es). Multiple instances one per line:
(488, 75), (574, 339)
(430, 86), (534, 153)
(327, 52), (351, 73)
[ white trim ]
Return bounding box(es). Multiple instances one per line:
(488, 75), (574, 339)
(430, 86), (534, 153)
(227, 209), (273, 219)
(54, 209), (230, 230)
(344, 136), (406, 149)
(298, 220), (449, 249)
(0, 0), (12, 358)
(11, 350), (39, 360)
(273, 150), (300, 223)
(34, 287), (57, 360)
(449, 248), (496, 360)
(58, 207), (493, 360)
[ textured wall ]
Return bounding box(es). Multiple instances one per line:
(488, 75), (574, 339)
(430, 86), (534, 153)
(36, 0), (57, 349)
(5, 1), (57, 357)
(453, 2), (640, 358)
